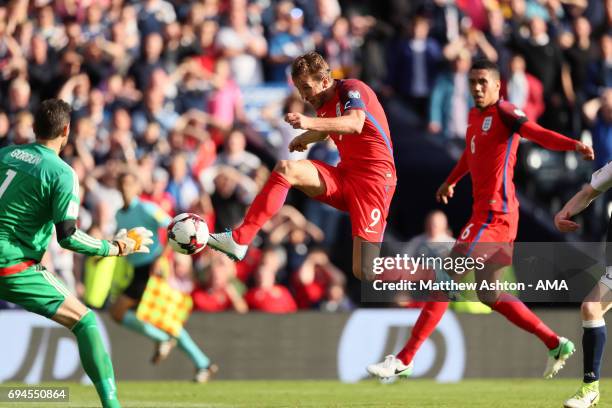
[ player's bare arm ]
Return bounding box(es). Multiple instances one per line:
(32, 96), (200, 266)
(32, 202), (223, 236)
(285, 109), (366, 135)
(554, 184), (602, 233)
(287, 130), (328, 152)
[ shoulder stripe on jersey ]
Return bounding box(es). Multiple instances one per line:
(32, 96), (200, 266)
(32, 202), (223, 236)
(466, 211), (494, 257)
(502, 134), (515, 213)
(364, 111), (393, 156)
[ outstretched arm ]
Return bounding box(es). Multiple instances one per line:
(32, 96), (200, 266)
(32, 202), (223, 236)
(56, 221), (153, 256)
(554, 185), (601, 232)
(519, 121), (594, 160)
(555, 162), (612, 232)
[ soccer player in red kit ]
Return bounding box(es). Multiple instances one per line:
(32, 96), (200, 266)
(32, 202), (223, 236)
(367, 59), (595, 380)
(207, 51), (396, 280)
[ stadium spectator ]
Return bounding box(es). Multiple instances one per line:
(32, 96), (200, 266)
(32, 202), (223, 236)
(386, 15), (442, 126)
(141, 167), (176, 217)
(402, 210), (455, 258)
(207, 58), (246, 144)
(584, 89), (612, 169)
(192, 252), (248, 313)
(128, 32), (165, 91)
(510, 16), (570, 132)
(428, 50), (473, 140)
(27, 34), (55, 105)
(6, 77), (33, 123)
(136, 0), (177, 37)
(206, 165), (257, 231)
(216, 128), (261, 177)
(166, 153), (200, 214)
(292, 248), (345, 309)
(503, 54), (544, 122)
(245, 247), (297, 313)
(484, 7), (512, 79)
(585, 34), (612, 100)
(215, 3), (267, 86)
(321, 17), (355, 79)
(268, 4), (315, 82)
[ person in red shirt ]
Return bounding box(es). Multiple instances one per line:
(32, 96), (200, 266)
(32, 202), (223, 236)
(367, 59), (595, 380)
(192, 252), (248, 313)
(208, 51), (396, 281)
(245, 248), (297, 313)
(292, 248), (346, 309)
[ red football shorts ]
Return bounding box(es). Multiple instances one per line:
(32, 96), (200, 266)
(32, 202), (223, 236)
(310, 160), (395, 242)
(452, 210), (518, 266)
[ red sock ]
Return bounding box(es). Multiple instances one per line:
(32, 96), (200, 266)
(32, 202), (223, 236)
(232, 171), (291, 245)
(490, 293), (560, 349)
(396, 301), (449, 365)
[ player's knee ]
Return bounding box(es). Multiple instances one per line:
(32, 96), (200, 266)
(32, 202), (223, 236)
(581, 301), (603, 321)
(274, 160), (297, 182)
(476, 290), (499, 306)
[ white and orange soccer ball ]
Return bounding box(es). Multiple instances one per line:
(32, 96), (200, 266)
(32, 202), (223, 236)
(167, 213), (209, 255)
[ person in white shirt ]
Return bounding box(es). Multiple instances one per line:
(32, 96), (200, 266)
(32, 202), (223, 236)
(555, 161), (612, 408)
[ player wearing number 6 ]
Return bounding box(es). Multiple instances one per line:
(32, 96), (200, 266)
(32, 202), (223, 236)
(207, 51), (396, 280)
(0, 99), (155, 408)
(368, 59), (595, 381)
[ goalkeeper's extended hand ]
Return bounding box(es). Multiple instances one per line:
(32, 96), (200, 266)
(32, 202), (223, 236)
(110, 227), (154, 256)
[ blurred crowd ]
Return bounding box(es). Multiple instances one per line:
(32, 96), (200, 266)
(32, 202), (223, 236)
(0, 0), (610, 312)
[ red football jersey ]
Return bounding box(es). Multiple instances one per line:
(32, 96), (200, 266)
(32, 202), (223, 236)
(447, 100), (577, 214)
(316, 79), (396, 183)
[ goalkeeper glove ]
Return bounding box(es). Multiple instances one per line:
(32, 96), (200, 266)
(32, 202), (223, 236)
(109, 227), (154, 256)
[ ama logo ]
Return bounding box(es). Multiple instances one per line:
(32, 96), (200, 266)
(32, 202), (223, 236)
(0, 311), (111, 383)
(337, 309), (466, 383)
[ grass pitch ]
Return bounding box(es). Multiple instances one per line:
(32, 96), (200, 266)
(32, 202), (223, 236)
(2, 379), (611, 407)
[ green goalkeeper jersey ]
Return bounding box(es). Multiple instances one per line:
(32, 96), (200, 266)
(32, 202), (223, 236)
(0, 143), (110, 268)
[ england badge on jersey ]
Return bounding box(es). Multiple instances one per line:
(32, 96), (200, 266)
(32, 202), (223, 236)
(482, 116), (493, 131)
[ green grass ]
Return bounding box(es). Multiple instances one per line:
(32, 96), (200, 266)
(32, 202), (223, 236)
(2, 379), (611, 407)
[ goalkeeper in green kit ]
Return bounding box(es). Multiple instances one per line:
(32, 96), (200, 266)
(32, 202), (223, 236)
(0, 99), (154, 408)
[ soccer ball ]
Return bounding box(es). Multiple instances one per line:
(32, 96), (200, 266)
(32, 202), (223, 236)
(167, 213), (209, 255)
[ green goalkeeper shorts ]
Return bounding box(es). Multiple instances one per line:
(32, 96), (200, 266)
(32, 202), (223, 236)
(0, 264), (71, 318)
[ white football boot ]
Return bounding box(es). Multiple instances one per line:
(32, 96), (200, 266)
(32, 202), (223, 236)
(207, 231), (248, 261)
(366, 355), (413, 380)
(543, 337), (576, 379)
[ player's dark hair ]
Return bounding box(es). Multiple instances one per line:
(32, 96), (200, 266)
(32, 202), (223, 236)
(291, 51), (331, 81)
(33, 99), (72, 140)
(470, 59), (500, 80)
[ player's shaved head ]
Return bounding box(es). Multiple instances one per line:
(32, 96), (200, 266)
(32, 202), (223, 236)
(34, 99), (71, 140)
(470, 59), (500, 80)
(291, 51), (331, 82)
